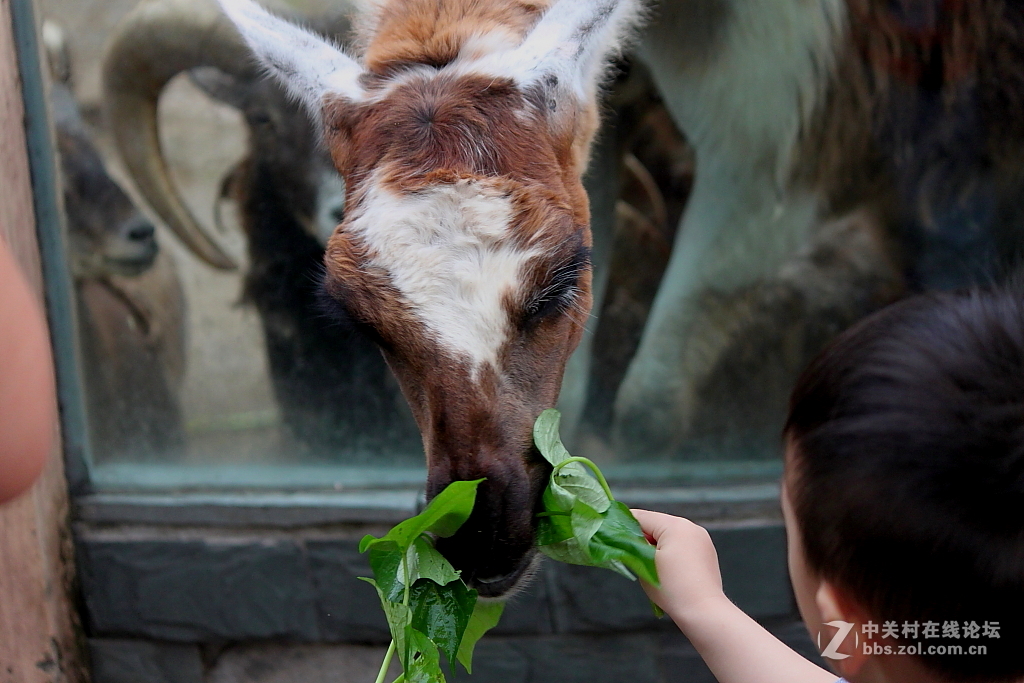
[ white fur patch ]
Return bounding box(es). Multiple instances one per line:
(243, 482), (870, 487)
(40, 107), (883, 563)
(348, 177), (538, 372)
(470, 0), (645, 103)
(459, 30), (523, 62)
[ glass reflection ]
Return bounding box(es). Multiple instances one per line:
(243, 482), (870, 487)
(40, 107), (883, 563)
(41, 0), (1024, 486)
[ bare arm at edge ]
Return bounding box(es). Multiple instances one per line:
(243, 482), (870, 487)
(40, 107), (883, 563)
(0, 235), (55, 503)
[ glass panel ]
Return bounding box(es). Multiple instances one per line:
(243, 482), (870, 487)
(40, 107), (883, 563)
(40, 0), (427, 488)
(38, 0), (1022, 490)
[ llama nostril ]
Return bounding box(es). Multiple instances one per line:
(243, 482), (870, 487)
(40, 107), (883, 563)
(126, 221), (155, 242)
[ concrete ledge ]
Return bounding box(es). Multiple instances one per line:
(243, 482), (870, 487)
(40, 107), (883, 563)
(78, 538), (321, 641)
(88, 640), (203, 683)
(77, 522), (791, 643)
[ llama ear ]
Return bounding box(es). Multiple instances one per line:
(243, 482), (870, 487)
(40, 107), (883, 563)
(482, 0), (644, 105)
(217, 0), (365, 121)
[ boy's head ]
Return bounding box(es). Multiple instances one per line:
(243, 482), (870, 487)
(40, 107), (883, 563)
(781, 288), (1023, 682)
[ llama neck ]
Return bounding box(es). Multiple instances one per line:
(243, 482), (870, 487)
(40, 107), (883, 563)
(640, 0), (846, 185)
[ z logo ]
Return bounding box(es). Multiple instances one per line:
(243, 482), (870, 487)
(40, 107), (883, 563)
(818, 620), (858, 660)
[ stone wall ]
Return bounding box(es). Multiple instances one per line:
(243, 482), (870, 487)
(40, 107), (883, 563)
(76, 520), (818, 682)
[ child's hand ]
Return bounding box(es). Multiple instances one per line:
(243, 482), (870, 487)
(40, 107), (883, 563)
(632, 509), (730, 627)
(633, 510), (837, 683)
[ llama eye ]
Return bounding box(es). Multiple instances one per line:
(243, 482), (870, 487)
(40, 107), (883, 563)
(524, 291), (573, 323)
(317, 283), (393, 350)
(317, 284), (358, 328)
(523, 245), (590, 325)
(524, 275), (580, 323)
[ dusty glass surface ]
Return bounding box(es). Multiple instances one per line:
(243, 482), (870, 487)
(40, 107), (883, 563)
(40, 0), (1024, 489)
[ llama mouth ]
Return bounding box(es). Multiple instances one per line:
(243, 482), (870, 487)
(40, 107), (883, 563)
(464, 548), (539, 598)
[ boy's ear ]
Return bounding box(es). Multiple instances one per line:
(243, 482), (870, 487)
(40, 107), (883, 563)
(817, 582), (871, 678)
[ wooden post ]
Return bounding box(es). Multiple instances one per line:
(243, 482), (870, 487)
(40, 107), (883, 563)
(0, 0), (88, 680)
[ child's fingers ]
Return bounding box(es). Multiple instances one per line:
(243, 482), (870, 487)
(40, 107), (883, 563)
(631, 509), (684, 546)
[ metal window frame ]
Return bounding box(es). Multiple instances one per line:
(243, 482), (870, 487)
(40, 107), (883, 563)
(10, 0), (93, 494)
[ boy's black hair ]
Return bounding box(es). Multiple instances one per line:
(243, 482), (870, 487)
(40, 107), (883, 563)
(785, 288), (1024, 682)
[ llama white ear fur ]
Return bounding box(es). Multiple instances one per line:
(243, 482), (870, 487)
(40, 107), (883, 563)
(217, 0), (365, 119)
(481, 0), (645, 104)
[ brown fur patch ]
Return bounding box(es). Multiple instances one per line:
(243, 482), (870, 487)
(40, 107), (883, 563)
(323, 230), (421, 355)
(323, 71), (593, 270)
(362, 0), (550, 74)
(326, 74), (587, 189)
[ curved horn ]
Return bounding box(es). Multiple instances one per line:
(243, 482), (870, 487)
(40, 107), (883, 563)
(102, 0), (259, 270)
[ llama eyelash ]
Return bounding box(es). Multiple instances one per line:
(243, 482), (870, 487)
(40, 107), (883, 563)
(525, 282), (580, 318)
(524, 248), (590, 321)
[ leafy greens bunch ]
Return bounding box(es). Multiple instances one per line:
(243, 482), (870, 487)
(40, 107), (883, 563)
(359, 480), (504, 683)
(361, 410), (658, 682)
(533, 409), (658, 585)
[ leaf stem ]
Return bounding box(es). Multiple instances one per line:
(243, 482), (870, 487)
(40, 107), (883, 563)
(373, 544), (415, 683)
(552, 457), (615, 501)
(374, 641), (396, 683)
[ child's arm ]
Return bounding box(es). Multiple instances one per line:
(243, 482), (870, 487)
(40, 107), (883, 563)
(0, 236), (55, 503)
(633, 510), (837, 683)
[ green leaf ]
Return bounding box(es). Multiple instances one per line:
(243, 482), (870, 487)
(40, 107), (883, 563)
(537, 535), (595, 566)
(368, 536), (462, 603)
(359, 533), (379, 554)
(533, 411), (659, 588)
(535, 410), (610, 513)
(550, 462), (610, 513)
(404, 627), (446, 683)
(385, 604), (413, 667)
(361, 480), (506, 683)
(533, 409), (571, 466)
(537, 499), (606, 568)
(536, 513), (573, 547)
(360, 578), (412, 660)
(588, 502), (659, 586)
(367, 542), (405, 602)
(537, 475), (603, 566)
(408, 536), (462, 587)
(537, 504), (597, 565)
(456, 600), (505, 674)
(360, 480), (484, 553)
(570, 499), (605, 554)
(408, 579), (477, 668)
(536, 487), (574, 543)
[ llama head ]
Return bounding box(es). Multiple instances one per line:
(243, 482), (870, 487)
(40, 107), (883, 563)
(218, 0), (643, 596)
